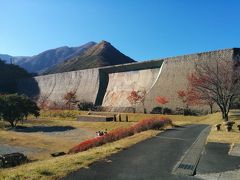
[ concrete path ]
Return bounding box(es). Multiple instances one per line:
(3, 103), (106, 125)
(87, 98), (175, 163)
(64, 124), (209, 180)
(195, 142), (240, 180)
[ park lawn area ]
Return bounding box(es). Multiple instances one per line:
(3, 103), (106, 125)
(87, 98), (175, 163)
(1, 109), (239, 160)
(0, 118), (135, 160)
(206, 110), (240, 144)
(166, 110), (240, 144)
(18, 109), (240, 145)
(0, 109), (240, 179)
(0, 130), (160, 180)
(125, 110), (240, 144)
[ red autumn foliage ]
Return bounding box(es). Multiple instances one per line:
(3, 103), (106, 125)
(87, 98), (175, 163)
(156, 96), (169, 105)
(127, 90), (146, 106)
(185, 74), (215, 113)
(68, 117), (172, 154)
(177, 88), (198, 105)
(177, 90), (187, 107)
(177, 90), (186, 99)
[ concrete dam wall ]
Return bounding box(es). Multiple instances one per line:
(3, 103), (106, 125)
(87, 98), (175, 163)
(143, 48), (236, 112)
(18, 68), (100, 106)
(17, 48), (240, 112)
(102, 68), (160, 107)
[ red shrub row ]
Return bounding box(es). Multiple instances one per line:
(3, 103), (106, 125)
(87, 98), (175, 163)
(68, 117), (172, 154)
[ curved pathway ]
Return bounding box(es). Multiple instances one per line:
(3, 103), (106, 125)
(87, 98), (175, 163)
(64, 124), (208, 180)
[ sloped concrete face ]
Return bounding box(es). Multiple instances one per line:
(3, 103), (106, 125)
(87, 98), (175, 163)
(17, 48), (239, 112)
(143, 49), (234, 113)
(102, 68), (160, 107)
(18, 68), (99, 105)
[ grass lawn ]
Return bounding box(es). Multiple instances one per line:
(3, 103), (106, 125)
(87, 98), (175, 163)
(124, 110), (240, 144)
(0, 109), (239, 179)
(206, 110), (240, 144)
(0, 119), (134, 160)
(1, 109), (239, 160)
(0, 130), (160, 180)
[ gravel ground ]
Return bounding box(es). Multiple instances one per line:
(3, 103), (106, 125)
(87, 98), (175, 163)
(0, 125), (95, 159)
(0, 144), (42, 155)
(38, 128), (95, 142)
(14, 125), (95, 141)
(0, 126), (95, 157)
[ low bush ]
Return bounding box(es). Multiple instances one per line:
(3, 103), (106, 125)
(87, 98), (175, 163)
(174, 107), (199, 116)
(150, 107), (162, 114)
(150, 107), (173, 115)
(183, 108), (198, 116)
(162, 107), (172, 114)
(68, 117), (172, 154)
(78, 102), (95, 111)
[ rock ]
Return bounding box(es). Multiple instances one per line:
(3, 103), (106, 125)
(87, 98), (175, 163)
(0, 153), (27, 168)
(51, 152), (66, 157)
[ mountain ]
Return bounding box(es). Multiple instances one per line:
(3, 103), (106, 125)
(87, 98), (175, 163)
(0, 54), (13, 63)
(15, 42), (97, 74)
(44, 40), (135, 74)
(0, 60), (31, 93)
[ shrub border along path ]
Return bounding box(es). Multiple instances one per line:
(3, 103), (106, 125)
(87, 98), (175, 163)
(0, 118), (172, 180)
(68, 117), (172, 153)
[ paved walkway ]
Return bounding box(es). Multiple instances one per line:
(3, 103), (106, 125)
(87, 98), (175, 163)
(196, 142), (240, 180)
(64, 124), (209, 180)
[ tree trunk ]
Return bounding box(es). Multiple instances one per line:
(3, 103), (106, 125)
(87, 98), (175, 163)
(9, 121), (15, 128)
(209, 105), (213, 114)
(224, 112), (229, 121)
(221, 110), (229, 121)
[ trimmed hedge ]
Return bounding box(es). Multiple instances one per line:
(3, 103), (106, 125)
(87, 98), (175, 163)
(68, 117), (172, 154)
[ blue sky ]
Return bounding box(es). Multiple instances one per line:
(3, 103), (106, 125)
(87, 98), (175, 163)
(0, 0), (240, 60)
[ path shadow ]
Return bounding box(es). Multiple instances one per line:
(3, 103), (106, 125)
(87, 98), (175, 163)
(14, 125), (75, 133)
(173, 125), (186, 128)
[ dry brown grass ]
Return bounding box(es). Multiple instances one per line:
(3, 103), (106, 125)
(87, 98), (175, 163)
(208, 128), (240, 144)
(206, 110), (240, 144)
(2, 110), (239, 160)
(0, 129), (80, 160)
(0, 121), (134, 160)
(1, 109), (240, 179)
(0, 130), (160, 180)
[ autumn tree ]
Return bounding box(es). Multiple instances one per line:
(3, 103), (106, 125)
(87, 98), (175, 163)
(63, 91), (78, 109)
(127, 90), (146, 113)
(156, 96), (169, 105)
(155, 96), (169, 114)
(186, 59), (240, 121)
(177, 88), (214, 114)
(177, 90), (190, 108)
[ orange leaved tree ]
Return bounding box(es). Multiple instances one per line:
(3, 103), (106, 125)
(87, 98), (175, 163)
(156, 96), (169, 105)
(127, 90), (146, 113)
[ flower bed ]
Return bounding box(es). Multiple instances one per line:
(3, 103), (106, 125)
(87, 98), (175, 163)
(68, 117), (172, 154)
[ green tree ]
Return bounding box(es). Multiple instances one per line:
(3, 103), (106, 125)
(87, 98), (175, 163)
(0, 94), (40, 127)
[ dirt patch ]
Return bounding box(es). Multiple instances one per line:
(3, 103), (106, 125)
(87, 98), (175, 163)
(0, 124), (95, 160)
(0, 144), (42, 155)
